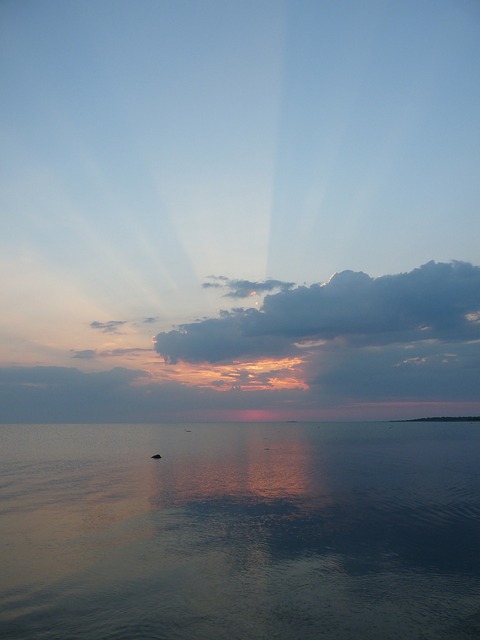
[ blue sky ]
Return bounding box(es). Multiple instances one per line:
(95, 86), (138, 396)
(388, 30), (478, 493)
(1, 0), (479, 422)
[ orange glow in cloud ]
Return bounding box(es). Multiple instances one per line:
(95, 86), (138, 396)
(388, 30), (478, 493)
(140, 356), (309, 392)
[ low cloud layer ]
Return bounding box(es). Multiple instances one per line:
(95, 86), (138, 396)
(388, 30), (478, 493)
(156, 261), (480, 364)
(1, 352), (479, 423)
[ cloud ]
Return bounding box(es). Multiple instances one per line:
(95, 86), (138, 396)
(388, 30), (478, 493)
(156, 261), (480, 364)
(100, 347), (152, 357)
(0, 365), (146, 387)
(260, 261), (480, 344)
(306, 340), (480, 404)
(0, 364), (306, 423)
(71, 348), (151, 360)
(0, 366), (150, 422)
(203, 276), (294, 298)
(90, 320), (128, 333)
(1, 357), (479, 423)
(71, 349), (97, 359)
(155, 308), (294, 364)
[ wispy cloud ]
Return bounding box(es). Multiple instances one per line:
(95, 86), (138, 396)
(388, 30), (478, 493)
(71, 347), (152, 360)
(71, 349), (97, 359)
(90, 320), (128, 334)
(102, 347), (152, 357)
(203, 276), (295, 299)
(89, 317), (160, 335)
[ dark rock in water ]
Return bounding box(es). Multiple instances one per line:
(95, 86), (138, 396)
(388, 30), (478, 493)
(151, 454), (162, 459)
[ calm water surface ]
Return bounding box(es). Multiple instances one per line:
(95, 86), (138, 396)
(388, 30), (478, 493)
(1, 421), (480, 639)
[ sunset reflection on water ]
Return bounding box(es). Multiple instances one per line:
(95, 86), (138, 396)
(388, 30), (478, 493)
(146, 425), (331, 510)
(2, 423), (331, 602)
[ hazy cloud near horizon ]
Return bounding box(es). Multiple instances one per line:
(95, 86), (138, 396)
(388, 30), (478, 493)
(0, 364), (311, 422)
(155, 261), (480, 364)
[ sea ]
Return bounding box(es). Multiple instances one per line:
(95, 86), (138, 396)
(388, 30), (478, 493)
(1, 421), (480, 640)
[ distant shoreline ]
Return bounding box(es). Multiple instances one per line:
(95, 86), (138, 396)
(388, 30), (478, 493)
(392, 416), (480, 423)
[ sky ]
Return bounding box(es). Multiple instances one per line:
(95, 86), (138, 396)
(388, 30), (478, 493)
(1, 0), (479, 422)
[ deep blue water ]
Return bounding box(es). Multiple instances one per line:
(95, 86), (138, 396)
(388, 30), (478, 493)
(1, 421), (480, 639)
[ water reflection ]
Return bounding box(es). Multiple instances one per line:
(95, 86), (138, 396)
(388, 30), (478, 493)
(147, 426), (331, 505)
(143, 423), (480, 580)
(2, 422), (480, 639)
(0, 456), (153, 611)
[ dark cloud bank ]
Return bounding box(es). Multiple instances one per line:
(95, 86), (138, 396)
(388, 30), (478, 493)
(155, 261), (480, 364)
(1, 262), (479, 422)
(0, 365), (314, 423)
